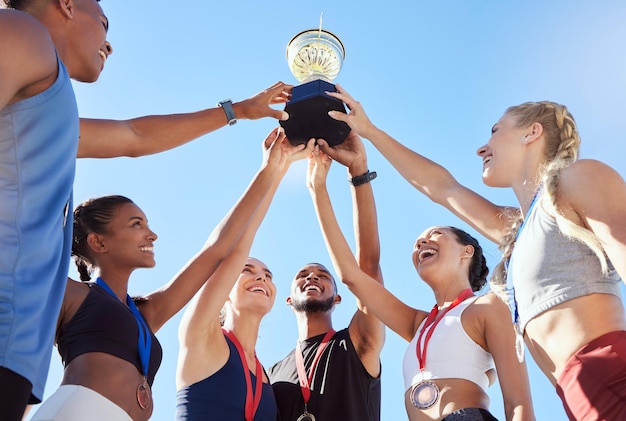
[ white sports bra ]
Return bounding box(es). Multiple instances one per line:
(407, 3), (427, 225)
(402, 296), (495, 392)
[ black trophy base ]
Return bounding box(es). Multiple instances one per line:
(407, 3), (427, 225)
(280, 79), (350, 146)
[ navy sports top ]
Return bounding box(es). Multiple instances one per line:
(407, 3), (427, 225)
(175, 334), (278, 421)
(56, 283), (163, 385)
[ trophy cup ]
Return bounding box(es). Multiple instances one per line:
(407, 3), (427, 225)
(279, 28), (350, 146)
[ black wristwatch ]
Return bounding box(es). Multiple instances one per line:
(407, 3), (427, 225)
(217, 99), (237, 126)
(349, 170), (377, 186)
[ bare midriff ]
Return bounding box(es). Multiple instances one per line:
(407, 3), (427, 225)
(524, 293), (626, 385)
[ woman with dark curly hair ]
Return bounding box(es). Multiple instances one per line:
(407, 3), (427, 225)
(306, 145), (535, 421)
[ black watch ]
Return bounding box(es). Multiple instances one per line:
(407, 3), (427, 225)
(217, 99), (237, 126)
(349, 170), (377, 186)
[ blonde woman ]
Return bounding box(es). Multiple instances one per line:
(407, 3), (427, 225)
(327, 86), (626, 421)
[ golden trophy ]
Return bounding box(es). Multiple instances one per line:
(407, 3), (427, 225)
(279, 28), (350, 146)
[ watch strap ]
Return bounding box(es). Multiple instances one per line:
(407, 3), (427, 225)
(217, 99), (237, 126)
(349, 170), (377, 186)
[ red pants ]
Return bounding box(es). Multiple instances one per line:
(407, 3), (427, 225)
(556, 330), (626, 421)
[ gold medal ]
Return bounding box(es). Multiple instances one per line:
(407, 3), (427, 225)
(409, 380), (439, 409)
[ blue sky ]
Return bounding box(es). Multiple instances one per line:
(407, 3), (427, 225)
(28, 1), (626, 420)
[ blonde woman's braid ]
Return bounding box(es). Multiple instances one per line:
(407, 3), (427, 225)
(541, 103), (609, 273)
(489, 208), (522, 300)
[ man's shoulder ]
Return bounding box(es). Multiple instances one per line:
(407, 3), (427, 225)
(0, 9), (58, 107)
(0, 9), (54, 50)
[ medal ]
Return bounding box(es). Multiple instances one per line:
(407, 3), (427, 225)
(97, 278), (154, 411)
(136, 379), (151, 409)
(296, 404), (317, 421)
(409, 380), (439, 409)
(295, 330), (335, 421)
(412, 288), (474, 409)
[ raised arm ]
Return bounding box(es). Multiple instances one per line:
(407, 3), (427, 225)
(140, 129), (312, 332)
(307, 143), (427, 343)
(176, 130), (314, 388)
(315, 133), (385, 373)
(77, 81), (292, 158)
(327, 85), (513, 244)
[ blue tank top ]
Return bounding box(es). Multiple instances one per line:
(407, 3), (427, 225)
(0, 55), (78, 400)
(175, 334), (278, 421)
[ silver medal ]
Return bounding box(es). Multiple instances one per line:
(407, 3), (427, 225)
(409, 380), (440, 409)
(296, 413), (316, 421)
(296, 403), (316, 421)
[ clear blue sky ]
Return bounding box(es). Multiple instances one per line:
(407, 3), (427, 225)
(28, 1), (626, 420)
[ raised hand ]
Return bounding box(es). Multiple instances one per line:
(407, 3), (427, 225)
(316, 130), (367, 174)
(263, 128), (315, 171)
(306, 144), (333, 192)
(236, 81), (294, 121)
(326, 84), (377, 139)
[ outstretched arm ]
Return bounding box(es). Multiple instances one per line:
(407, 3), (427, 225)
(327, 85), (513, 244)
(176, 130), (315, 388)
(307, 144), (427, 343)
(316, 133), (385, 374)
(141, 129), (312, 333)
(77, 82), (292, 158)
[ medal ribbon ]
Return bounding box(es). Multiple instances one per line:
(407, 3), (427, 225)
(295, 329), (335, 404)
(223, 329), (263, 421)
(416, 288), (474, 371)
(96, 278), (152, 380)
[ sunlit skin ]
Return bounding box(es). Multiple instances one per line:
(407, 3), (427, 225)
(289, 264), (338, 306)
(60, 0), (113, 83)
(324, 84), (626, 418)
(57, 203), (159, 421)
(227, 258), (277, 322)
(308, 142), (535, 420)
(476, 114), (530, 189)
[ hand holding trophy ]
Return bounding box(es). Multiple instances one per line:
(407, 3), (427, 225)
(279, 26), (350, 146)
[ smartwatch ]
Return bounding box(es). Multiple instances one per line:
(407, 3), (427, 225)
(349, 170), (377, 186)
(217, 99), (237, 126)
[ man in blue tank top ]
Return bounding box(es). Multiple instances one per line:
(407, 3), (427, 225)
(268, 133), (385, 421)
(0, 2), (291, 419)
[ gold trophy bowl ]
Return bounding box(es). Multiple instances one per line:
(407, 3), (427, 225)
(280, 29), (350, 146)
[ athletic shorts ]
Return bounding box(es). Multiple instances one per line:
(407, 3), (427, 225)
(30, 385), (132, 421)
(556, 330), (626, 421)
(442, 407), (499, 420)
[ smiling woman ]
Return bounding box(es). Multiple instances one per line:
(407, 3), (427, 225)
(28, 129), (312, 421)
(174, 130), (313, 421)
(305, 127), (535, 421)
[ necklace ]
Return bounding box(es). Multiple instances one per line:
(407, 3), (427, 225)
(410, 288), (474, 409)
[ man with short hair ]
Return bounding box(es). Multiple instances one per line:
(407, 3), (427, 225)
(268, 133), (384, 421)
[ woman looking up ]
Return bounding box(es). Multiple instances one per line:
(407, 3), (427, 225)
(326, 86), (626, 420)
(31, 128), (311, 421)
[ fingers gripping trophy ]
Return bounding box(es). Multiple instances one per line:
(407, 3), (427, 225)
(280, 27), (350, 146)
